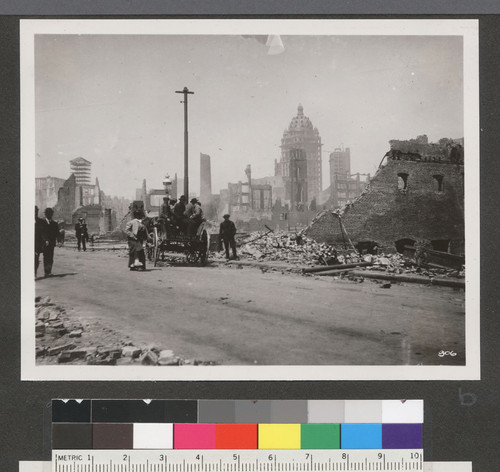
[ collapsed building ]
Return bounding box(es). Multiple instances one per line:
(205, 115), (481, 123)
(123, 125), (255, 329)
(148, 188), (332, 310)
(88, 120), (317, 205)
(304, 136), (465, 255)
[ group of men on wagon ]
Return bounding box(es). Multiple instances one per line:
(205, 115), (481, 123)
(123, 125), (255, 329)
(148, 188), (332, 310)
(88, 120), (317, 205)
(158, 194), (204, 237)
(125, 194), (206, 270)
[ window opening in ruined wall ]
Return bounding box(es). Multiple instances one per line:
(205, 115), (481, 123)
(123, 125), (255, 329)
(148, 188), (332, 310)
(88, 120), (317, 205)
(397, 173), (409, 193)
(395, 238), (416, 254)
(431, 240), (450, 252)
(433, 174), (444, 192)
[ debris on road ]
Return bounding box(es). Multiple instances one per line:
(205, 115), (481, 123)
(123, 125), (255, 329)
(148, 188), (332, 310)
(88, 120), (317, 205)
(35, 295), (219, 366)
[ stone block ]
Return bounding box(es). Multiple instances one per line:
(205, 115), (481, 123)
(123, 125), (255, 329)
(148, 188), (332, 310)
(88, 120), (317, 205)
(69, 330), (83, 338)
(36, 347), (46, 357)
(158, 350), (180, 366)
(35, 323), (46, 335)
(122, 346), (142, 358)
(57, 349), (88, 363)
(140, 350), (159, 366)
(47, 343), (76, 356)
(50, 321), (65, 329)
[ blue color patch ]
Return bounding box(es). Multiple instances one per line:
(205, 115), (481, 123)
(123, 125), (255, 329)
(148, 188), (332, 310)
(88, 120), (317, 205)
(341, 424), (382, 449)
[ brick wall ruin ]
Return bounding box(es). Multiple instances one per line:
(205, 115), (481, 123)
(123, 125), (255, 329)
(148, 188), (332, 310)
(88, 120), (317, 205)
(304, 157), (465, 254)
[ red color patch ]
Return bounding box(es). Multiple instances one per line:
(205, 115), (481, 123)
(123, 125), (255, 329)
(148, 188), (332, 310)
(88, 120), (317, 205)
(215, 424), (258, 449)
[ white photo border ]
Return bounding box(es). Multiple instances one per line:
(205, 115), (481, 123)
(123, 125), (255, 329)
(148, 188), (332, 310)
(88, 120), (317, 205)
(20, 18), (480, 381)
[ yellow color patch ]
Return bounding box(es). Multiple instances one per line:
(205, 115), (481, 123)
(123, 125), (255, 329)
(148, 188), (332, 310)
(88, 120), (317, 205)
(258, 424), (301, 449)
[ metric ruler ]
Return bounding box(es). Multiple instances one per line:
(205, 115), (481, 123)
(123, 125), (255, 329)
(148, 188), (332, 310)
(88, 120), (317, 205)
(52, 449), (424, 472)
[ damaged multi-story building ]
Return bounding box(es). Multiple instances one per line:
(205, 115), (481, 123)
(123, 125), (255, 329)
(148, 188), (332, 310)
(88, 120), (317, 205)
(304, 136), (465, 255)
(40, 157), (119, 234)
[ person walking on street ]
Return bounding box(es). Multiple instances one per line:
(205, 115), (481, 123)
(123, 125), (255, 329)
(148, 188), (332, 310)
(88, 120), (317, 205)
(219, 214), (237, 260)
(74, 217), (88, 251)
(125, 210), (148, 271)
(40, 207), (60, 277)
(34, 206), (45, 278)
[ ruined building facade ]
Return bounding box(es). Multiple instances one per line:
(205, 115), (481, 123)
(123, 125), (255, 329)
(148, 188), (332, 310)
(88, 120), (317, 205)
(35, 176), (66, 211)
(275, 104), (322, 205)
(305, 139), (465, 255)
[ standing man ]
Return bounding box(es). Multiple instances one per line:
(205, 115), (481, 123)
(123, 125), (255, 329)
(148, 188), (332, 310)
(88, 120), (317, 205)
(34, 206), (44, 278)
(173, 195), (187, 232)
(158, 197), (170, 237)
(40, 207), (60, 277)
(74, 217), (88, 251)
(219, 214), (237, 260)
(187, 198), (203, 236)
(125, 210), (147, 271)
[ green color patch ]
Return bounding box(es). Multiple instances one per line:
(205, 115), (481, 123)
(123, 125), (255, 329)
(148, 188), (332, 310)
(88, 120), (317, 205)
(300, 424), (340, 449)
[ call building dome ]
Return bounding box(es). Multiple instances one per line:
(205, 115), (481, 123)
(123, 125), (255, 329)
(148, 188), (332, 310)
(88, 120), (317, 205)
(275, 104), (323, 203)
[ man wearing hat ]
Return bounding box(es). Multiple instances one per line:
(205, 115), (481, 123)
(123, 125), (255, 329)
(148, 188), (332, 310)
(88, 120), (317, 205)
(74, 217), (89, 251)
(184, 197), (204, 236)
(40, 207), (60, 276)
(219, 214), (237, 260)
(35, 205), (44, 277)
(173, 195), (187, 231)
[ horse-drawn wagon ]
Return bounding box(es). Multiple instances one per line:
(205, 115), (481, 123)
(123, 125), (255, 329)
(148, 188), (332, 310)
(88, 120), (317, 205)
(146, 219), (209, 266)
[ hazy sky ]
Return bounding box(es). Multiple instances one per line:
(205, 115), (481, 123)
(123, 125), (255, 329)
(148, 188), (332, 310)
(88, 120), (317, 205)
(34, 33), (463, 199)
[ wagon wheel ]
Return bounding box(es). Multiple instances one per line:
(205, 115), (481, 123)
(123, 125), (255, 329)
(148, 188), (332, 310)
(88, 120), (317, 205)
(152, 227), (161, 267)
(199, 230), (208, 266)
(146, 230), (155, 262)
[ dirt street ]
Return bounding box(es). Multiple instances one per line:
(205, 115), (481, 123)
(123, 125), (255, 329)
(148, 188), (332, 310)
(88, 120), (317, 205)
(35, 247), (465, 366)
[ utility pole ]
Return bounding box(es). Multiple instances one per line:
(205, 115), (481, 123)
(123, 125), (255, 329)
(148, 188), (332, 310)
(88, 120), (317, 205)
(175, 86), (194, 198)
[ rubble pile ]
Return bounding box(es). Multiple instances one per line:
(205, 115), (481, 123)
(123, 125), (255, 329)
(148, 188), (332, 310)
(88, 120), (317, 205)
(236, 231), (464, 280)
(239, 230), (340, 266)
(363, 253), (465, 279)
(35, 296), (218, 366)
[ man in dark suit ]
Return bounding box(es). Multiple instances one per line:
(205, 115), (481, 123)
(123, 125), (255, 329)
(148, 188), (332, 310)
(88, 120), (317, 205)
(34, 205), (45, 278)
(219, 214), (237, 260)
(74, 217), (88, 251)
(40, 207), (60, 277)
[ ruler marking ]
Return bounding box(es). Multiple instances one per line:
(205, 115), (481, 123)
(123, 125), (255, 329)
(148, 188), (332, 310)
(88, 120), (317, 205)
(53, 450), (424, 472)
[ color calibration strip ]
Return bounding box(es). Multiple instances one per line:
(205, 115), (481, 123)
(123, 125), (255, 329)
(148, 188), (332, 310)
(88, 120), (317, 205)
(53, 422), (422, 450)
(52, 399), (424, 424)
(52, 400), (423, 451)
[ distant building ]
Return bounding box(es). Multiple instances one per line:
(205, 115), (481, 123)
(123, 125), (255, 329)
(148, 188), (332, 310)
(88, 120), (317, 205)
(200, 153), (212, 202)
(329, 146), (369, 209)
(275, 104), (322, 203)
(35, 176), (66, 211)
(70, 157), (92, 185)
(228, 180), (251, 213)
(251, 175), (285, 204)
(245, 165), (272, 211)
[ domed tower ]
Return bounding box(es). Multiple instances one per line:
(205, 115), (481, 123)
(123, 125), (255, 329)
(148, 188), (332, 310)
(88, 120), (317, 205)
(277, 104), (322, 205)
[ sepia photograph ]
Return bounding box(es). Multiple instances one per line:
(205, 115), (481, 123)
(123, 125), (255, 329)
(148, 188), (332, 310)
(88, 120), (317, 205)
(20, 19), (480, 380)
